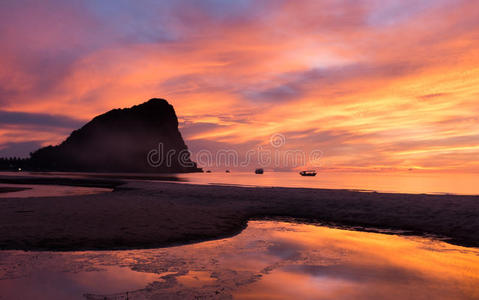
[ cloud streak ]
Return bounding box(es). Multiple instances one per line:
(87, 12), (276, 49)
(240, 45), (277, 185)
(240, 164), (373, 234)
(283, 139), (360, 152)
(0, 111), (85, 128)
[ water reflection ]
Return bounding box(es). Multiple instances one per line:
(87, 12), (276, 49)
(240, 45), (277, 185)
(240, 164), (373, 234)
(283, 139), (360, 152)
(0, 184), (112, 198)
(0, 221), (478, 299)
(3, 170), (478, 195)
(174, 171), (479, 195)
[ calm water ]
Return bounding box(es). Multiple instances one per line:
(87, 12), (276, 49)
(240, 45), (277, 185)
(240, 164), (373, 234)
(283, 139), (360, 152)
(173, 171), (479, 195)
(0, 221), (478, 300)
(1, 171), (478, 195)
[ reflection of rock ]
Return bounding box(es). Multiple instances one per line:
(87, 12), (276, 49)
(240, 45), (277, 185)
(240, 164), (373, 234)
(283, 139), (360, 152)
(29, 98), (201, 173)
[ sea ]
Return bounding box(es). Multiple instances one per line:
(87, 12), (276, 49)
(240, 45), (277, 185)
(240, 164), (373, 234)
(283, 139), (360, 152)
(0, 170), (478, 195)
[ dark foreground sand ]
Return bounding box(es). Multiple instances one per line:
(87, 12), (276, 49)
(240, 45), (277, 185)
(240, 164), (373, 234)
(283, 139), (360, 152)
(0, 175), (478, 250)
(0, 187), (30, 194)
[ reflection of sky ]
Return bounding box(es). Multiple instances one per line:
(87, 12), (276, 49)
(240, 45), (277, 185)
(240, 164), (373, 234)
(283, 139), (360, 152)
(0, 184), (111, 198)
(1, 1), (479, 172)
(0, 266), (162, 300)
(1, 221), (478, 299)
(174, 171), (479, 195)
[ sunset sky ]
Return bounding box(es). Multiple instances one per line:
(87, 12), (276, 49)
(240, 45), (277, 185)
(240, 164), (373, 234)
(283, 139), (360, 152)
(1, 0), (478, 172)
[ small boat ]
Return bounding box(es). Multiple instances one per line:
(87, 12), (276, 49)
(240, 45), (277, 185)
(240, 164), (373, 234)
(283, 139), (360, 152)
(299, 170), (317, 176)
(225, 170), (230, 173)
(255, 168), (264, 174)
(206, 170), (212, 173)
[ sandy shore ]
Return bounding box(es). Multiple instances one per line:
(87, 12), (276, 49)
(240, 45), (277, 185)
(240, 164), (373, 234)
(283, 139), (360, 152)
(0, 175), (478, 250)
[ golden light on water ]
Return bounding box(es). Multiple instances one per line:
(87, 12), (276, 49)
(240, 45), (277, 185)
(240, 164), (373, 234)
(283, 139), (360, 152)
(2, 221), (478, 299)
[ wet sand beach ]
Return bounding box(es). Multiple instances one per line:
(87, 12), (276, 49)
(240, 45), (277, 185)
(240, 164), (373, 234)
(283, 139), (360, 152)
(0, 174), (478, 250)
(0, 187), (30, 194)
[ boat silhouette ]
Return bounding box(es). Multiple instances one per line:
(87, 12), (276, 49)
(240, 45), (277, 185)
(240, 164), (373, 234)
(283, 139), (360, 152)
(299, 170), (317, 176)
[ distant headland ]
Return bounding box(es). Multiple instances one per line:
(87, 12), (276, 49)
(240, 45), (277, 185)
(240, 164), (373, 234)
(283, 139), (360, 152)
(0, 98), (202, 173)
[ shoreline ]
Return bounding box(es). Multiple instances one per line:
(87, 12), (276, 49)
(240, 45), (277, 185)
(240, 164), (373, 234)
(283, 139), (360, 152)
(0, 175), (478, 251)
(0, 187), (31, 194)
(4, 171), (479, 196)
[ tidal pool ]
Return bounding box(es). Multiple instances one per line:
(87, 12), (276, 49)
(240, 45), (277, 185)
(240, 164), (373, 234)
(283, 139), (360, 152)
(0, 184), (112, 198)
(0, 221), (478, 299)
